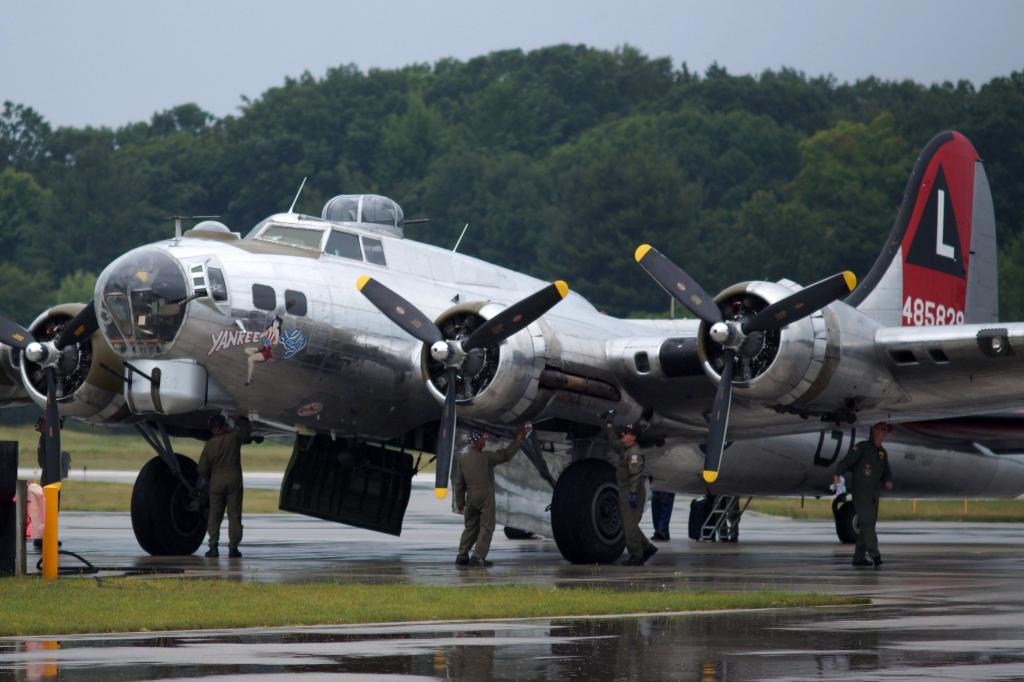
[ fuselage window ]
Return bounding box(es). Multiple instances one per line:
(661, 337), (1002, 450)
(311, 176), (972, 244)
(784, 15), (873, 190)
(208, 267), (228, 302)
(325, 230), (362, 260)
(285, 290), (307, 316)
(362, 237), (386, 266)
(252, 284), (276, 311)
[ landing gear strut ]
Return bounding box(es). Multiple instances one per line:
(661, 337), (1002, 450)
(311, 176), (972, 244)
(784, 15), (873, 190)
(130, 422), (207, 555)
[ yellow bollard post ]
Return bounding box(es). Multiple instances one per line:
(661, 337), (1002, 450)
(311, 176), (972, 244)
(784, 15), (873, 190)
(42, 482), (61, 580)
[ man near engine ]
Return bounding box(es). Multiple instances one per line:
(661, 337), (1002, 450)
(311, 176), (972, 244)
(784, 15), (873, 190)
(606, 419), (657, 566)
(453, 425), (529, 567)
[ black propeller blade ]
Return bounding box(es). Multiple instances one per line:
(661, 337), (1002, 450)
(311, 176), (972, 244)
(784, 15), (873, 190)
(55, 300), (100, 349)
(356, 276), (444, 346)
(742, 272), (857, 334)
(702, 350), (734, 484)
(634, 244), (722, 323)
(0, 316), (35, 351)
(41, 367), (62, 486)
(434, 366), (459, 498)
(463, 281), (569, 351)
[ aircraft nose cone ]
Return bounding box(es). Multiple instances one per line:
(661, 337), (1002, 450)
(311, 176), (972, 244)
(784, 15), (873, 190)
(95, 247), (189, 358)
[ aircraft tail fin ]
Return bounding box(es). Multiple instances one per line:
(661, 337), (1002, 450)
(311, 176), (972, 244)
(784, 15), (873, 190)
(846, 131), (998, 325)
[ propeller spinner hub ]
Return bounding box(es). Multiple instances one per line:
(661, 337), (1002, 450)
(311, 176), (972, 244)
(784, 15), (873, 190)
(430, 340), (452, 363)
(24, 341), (52, 365)
(709, 322), (731, 345)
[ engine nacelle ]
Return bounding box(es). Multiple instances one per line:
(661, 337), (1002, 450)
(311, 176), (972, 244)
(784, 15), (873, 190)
(422, 302), (551, 425)
(18, 304), (128, 423)
(698, 280), (836, 408)
(696, 279), (896, 419)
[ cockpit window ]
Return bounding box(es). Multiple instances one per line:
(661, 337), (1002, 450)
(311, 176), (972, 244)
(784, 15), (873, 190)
(324, 230), (362, 260)
(362, 237), (386, 265)
(97, 248), (188, 357)
(257, 225), (325, 250)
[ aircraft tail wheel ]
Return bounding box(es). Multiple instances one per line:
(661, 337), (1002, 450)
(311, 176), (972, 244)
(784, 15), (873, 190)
(832, 498), (858, 544)
(131, 454), (207, 555)
(551, 459), (625, 564)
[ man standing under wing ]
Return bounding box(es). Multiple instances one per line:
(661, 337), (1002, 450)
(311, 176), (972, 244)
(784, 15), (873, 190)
(834, 421), (894, 568)
(607, 419), (657, 566)
(198, 414), (252, 558)
(453, 425), (529, 567)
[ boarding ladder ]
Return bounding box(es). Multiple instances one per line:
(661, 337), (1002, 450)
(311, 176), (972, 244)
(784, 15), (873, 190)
(700, 495), (752, 542)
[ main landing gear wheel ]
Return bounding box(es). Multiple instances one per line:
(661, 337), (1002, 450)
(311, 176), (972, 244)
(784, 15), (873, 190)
(131, 453), (207, 555)
(550, 459), (625, 564)
(832, 498), (858, 544)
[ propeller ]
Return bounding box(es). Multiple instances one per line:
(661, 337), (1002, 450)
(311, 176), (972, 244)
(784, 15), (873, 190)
(635, 244), (856, 484)
(357, 276), (569, 498)
(0, 301), (102, 485)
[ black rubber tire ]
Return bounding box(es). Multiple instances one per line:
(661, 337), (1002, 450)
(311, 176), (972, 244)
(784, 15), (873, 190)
(551, 459), (625, 564)
(131, 454), (207, 555)
(503, 526), (535, 540)
(688, 497), (707, 540)
(833, 499), (858, 544)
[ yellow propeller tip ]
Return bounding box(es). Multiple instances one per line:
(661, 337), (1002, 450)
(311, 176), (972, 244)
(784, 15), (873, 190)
(634, 244), (652, 263)
(702, 470), (718, 484)
(554, 280), (569, 298)
(356, 275), (371, 291)
(842, 271), (857, 291)
(434, 487), (448, 499)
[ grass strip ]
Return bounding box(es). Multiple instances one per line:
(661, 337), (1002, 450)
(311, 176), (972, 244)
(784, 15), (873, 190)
(0, 579), (866, 636)
(58, 481), (284, 513)
(750, 497), (1024, 522)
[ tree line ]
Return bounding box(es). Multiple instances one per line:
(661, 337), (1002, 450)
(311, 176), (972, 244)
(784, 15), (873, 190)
(2, 44), (1022, 324)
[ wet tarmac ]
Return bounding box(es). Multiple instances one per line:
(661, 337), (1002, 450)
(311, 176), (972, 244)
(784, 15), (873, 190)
(4, 476), (1024, 680)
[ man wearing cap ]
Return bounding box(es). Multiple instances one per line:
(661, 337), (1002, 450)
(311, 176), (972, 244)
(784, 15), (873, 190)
(198, 414), (252, 558)
(453, 425), (530, 567)
(606, 420), (657, 566)
(833, 421), (894, 568)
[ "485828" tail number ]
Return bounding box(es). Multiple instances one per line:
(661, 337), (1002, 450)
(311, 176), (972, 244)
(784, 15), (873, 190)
(902, 296), (964, 326)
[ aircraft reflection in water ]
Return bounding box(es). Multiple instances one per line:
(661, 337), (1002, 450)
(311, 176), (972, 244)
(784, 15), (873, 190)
(3, 130), (1024, 563)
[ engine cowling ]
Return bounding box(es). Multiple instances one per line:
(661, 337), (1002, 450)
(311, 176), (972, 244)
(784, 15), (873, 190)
(697, 280), (837, 409)
(18, 304), (128, 423)
(421, 302), (550, 425)
(0, 344), (30, 406)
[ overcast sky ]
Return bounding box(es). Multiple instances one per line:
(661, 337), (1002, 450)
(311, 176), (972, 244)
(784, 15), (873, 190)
(3, 0), (1022, 129)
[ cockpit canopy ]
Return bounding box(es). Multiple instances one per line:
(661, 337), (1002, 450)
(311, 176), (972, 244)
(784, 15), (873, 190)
(322, 194), (404, 238)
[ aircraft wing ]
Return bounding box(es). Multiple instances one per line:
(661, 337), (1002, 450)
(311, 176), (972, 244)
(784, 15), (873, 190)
(876, 322), (1024, 417)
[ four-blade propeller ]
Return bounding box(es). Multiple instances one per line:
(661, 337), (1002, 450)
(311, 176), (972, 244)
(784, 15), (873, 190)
(635, 244), (856, 484)
(357, 276), (568, 499)
(0, 301), (101, 485)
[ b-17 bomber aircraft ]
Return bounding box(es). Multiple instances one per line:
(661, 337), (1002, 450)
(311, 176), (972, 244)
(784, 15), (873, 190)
(3, 130), (1024, 563)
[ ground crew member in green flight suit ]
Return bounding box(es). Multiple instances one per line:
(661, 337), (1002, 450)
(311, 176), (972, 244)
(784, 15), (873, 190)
(606, 419), (657, 566)
(198, 414), (252, 558)
(453, 425), (530, 567)
(833, 421), (894, 568)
